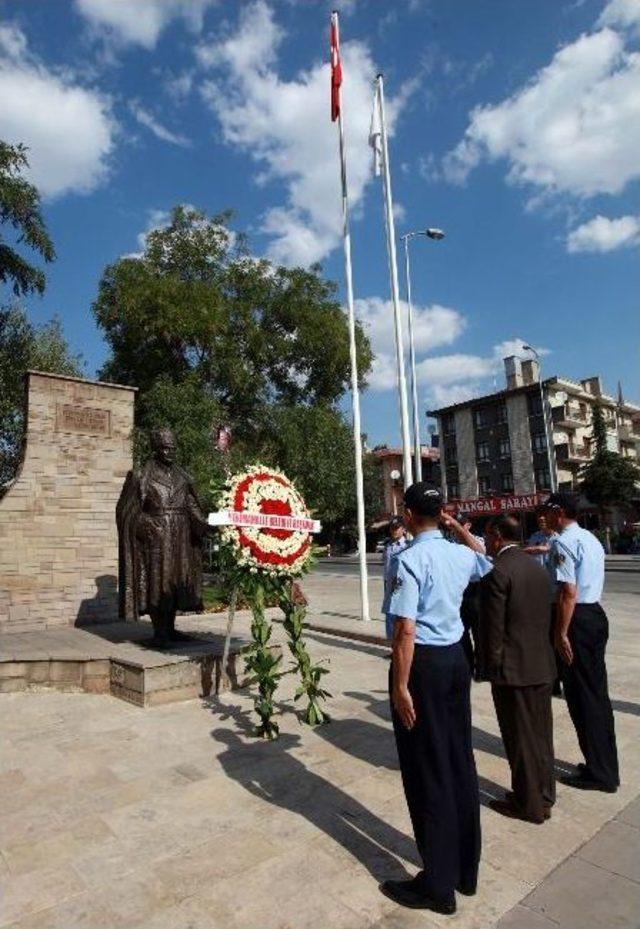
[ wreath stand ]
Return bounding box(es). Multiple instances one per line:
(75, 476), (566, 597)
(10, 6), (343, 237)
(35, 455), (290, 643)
(210, 467), (330, 739)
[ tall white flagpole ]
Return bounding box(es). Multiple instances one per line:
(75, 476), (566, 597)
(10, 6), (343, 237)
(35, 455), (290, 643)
(332, 11), (370, 621)
(376, 74), (413, 489)
(404, 235), (423, 481)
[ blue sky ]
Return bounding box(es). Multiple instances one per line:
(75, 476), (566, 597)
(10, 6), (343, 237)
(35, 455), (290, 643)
(0, 0), (638, 446)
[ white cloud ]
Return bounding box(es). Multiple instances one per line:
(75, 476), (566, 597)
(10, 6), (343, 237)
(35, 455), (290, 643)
(130, 102), (190, 147)
(356, 297), (466, 391)
(0, 23), (27, 60)
(357, 297), (465, 355)
(566, 213), (640, 252)
(427, 382), (484, 409)
(416, 353), (495, 386)
(598, 0), (640, 36)
(363, 307), (551, 416)
(164, 70), (194, 101)
(197, 1), (408, 266)
(443, 19), (640, 200)
(74, 0), (215, 49)
(491, 338), (549, 361)
(0, 24), (115, 198)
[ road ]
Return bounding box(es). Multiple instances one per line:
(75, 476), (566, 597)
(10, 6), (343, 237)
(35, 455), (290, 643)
(314, 558), (640, 595)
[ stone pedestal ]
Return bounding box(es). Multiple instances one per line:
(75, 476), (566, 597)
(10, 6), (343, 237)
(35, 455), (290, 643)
(0, 371), (136, 634)
(0, 618), (277, 706)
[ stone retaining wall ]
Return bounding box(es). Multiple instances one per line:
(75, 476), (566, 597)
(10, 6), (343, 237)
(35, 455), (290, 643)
(0, 371), (136, 633)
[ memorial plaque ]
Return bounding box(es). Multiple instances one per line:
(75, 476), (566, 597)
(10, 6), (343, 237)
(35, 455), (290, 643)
(56, 404), (111, 437)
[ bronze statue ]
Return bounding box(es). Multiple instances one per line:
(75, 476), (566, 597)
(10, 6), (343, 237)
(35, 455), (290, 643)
(116, 427), (210, 647)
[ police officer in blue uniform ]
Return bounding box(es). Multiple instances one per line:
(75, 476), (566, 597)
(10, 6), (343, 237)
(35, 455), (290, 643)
(543, 493), (619, 792)
(380, 484), (492, 916)
(382, 515), (408, 639)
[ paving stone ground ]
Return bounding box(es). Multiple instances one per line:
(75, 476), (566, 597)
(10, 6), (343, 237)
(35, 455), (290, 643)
(0, 573), (638, 929)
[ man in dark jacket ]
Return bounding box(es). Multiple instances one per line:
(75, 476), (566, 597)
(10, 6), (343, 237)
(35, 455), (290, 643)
(479, 514), (557, 824)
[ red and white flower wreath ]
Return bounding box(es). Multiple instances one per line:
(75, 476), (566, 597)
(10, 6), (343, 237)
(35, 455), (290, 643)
(217, 466), (313, 576)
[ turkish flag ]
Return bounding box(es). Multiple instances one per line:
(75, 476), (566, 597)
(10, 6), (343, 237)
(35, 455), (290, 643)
(330, 13), (342, 122)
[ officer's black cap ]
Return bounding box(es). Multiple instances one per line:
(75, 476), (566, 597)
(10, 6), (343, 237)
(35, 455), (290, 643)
(541, 492), (578, 517)
(388, 515), (405, 530)
(403, 483), (443, 518)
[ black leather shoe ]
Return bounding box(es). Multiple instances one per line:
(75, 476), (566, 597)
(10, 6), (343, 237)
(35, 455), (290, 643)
(560, 773), (617, 793)
(380, 879), (456, 914)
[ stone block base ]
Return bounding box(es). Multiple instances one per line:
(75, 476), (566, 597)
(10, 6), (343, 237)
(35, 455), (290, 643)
(0, 623), (281, 707)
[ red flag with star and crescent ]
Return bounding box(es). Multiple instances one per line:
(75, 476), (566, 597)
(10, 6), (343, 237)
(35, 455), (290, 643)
(330, 12), (342, 122)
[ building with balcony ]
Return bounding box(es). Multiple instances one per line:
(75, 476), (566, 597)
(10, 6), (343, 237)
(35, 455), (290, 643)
(427, 357), (640, 525)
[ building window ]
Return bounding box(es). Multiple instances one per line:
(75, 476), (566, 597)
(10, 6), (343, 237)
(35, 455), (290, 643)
(496, 403), (507, 424)
(445, 443), (458, 464)
(532, 433), (547, 452)
(501, 472), (514, 493)
(473, 408), (487, 428)
(447, 482), (459, 499)
(476, 441), (490, 461)
(535, 468), (551, 490)
(498, 437), (511, 457)
(528, 394), (543, 417)
(478, 476), (492, 495)
(443, 415), (455, 436)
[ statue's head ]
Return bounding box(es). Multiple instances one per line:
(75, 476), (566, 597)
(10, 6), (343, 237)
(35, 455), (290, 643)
(151, 427), (176, 467)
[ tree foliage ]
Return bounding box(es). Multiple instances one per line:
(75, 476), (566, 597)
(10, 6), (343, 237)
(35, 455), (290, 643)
(260, 404), (374, 534)
(0, 142), (55, 297)
(94, 206), (371, 434)
(0, 306), (82, 488)
(579, 401), (640, 516)
(93, 205), (375, 527)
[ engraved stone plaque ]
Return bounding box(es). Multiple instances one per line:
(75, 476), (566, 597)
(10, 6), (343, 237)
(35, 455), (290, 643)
(56, 404), (111, 437)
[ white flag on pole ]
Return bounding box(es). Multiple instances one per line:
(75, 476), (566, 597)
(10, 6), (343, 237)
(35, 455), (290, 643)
(369, 85), (382, 176)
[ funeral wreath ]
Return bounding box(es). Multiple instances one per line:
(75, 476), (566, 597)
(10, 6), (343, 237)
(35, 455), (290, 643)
(210, 465), (330, 739)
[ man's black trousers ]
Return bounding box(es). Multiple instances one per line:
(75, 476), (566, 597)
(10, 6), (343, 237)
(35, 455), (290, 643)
(492, 682), (555, 822)
(390, 642), (481, 902)
(561, 603), (619, 789)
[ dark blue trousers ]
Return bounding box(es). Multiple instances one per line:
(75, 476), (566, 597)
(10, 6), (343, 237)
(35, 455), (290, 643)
(390, 642), (481, 901)
(562, 603), (619, 789)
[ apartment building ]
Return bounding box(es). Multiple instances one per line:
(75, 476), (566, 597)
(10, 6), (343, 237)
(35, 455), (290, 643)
(428, 357), (640, 517)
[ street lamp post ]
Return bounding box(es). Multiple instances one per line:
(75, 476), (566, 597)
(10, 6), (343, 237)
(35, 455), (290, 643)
(389, 468), (401, 515)
(522, 344), (557, 493)
(401, 228), (445, 483)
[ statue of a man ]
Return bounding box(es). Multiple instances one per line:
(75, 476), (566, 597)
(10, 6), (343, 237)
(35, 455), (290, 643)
(116, 427), (211, 647)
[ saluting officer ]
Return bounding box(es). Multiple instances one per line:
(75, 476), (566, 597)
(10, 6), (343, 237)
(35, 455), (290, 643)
(542, 493), (619, 792)
(381, 484), (491, 916)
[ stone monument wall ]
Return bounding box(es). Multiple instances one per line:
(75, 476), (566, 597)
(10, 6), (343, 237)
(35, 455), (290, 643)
(0, 371), (136, 634)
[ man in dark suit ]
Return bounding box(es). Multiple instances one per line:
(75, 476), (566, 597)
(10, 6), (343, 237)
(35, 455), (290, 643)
(479, 514), (557, 824)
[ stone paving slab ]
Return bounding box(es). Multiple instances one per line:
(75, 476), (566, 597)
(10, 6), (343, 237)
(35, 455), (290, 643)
(0, 577), (638, 929)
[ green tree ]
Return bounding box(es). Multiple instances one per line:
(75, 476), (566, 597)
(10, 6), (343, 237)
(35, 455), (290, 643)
(92, 205), (374, 510)
(0, 306), (82, 489)
(579, 401), (640, 523)
(1, 142), (55, 296)
(260, 405), (385, 539)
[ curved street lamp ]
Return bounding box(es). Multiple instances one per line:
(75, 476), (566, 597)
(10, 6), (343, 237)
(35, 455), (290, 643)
(401, 228), (446, 482)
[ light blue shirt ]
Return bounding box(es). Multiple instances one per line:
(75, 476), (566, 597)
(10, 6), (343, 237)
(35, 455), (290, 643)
(383, 529), (493, 645)
(526, 530), (555, 567)
(551, 522), (605, 604)
(382, 537), (408, 638)
(527, 529), (558, 601)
